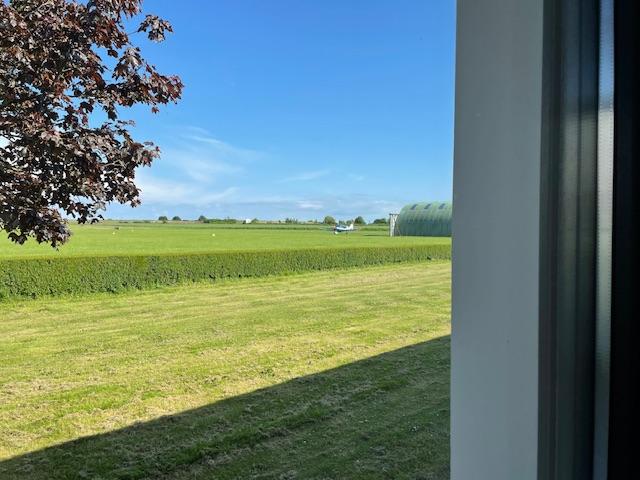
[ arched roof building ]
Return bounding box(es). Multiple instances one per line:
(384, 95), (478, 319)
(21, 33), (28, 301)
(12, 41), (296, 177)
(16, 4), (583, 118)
(394, 202), (452, 237)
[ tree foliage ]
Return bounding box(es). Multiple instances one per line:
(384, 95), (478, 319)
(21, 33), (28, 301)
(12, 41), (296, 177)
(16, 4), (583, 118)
(323, 215), (336, 225)
(354, 216), (366, 225)
(0, 0), (183, 247)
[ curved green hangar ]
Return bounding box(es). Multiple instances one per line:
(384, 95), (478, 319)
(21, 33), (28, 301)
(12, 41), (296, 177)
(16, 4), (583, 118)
(394, 202), (452, 237)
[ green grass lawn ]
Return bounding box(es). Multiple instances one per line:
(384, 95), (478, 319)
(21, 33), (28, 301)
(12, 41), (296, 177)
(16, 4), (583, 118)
(0, 222), (450, 259)
(0, 262), (451, 479)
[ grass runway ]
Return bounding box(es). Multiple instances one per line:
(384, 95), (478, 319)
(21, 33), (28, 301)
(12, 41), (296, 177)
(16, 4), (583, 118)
(0, 222), (449, 259)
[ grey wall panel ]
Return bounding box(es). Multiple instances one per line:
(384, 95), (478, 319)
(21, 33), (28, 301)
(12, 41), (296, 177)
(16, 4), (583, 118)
(451, 1), (544, 478)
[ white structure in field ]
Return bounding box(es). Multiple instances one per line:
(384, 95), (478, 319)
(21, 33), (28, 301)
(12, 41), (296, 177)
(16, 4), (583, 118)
(388, 213), (399, 237)
(243, 218), (252, 224)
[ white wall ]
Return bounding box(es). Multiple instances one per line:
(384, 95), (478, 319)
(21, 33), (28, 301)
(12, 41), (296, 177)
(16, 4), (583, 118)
(451, 0), (544, 478)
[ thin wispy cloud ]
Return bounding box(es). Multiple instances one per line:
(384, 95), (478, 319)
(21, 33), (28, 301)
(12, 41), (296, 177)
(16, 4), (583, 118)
(133, 126), (264, 209)
(181, 126), (265, 162)
(154, 127), (264, 183)
(137, 171), (237, 206)
(159, 145), (241, 184)
(202, 193), (400, 219)
(110, 126), (412, 220)
(111, 184), (404, 221)
(297, 201), (324, 210)
(279, 169), (331, 183)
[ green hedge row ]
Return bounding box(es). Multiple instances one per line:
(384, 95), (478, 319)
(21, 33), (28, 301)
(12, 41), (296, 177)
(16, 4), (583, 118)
(0, 245), (451, 300)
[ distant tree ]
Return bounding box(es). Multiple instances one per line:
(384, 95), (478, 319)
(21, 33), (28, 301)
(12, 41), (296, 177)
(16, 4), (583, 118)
(197, 215), (207, 222)
(284, 217), (299, 224)
(157, 215), (168, 222)
(323, 215), (336, 225)
(171, 216), (181, 221)
(203, 217), (238, 224)
(372, 218), (389, 225)
(354, 216), (366, 225)
(0, 0), (183, 247)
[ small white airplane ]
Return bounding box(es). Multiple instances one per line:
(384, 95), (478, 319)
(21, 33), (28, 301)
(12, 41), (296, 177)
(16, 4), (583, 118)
(333, 222), (355, 234)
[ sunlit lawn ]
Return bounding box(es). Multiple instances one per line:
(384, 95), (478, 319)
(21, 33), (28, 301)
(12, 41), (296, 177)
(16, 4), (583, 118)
(0, 262), (450, 479)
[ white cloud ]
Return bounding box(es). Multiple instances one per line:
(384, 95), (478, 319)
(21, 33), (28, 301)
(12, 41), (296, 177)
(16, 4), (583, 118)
(297, 201), (324, 210)
(137, 171), (237, 206)
(132, 126), (264, 208)
(148, 126), (267, 184)
(108, 187), (405, 221)
(280, 169), (331, 183)
(209, 193), (401, 219)
(105, 126), (408, 220)
(159, 145), (241, 184)
(181, 127), (264, 162)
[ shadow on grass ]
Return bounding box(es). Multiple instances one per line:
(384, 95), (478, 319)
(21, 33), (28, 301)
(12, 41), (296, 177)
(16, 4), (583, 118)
(0, 337), (450, 480)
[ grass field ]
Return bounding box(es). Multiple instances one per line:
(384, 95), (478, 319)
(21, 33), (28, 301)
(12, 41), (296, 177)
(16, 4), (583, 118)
(0, 261), (451, 479)
(0, 222), (449, 259)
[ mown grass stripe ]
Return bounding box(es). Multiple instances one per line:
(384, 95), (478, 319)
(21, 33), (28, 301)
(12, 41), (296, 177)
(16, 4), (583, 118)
(0, 262), (450, 479)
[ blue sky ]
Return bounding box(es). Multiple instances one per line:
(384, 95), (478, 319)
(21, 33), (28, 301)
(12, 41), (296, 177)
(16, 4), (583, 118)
(107, 0), (456, 221)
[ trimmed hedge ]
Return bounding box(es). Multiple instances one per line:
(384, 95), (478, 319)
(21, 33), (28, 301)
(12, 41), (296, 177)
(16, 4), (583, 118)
(0, 245), (450, 300)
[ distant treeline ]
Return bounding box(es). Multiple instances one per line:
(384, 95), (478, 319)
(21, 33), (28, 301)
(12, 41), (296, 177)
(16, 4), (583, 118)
(150, 215), (391, 225)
